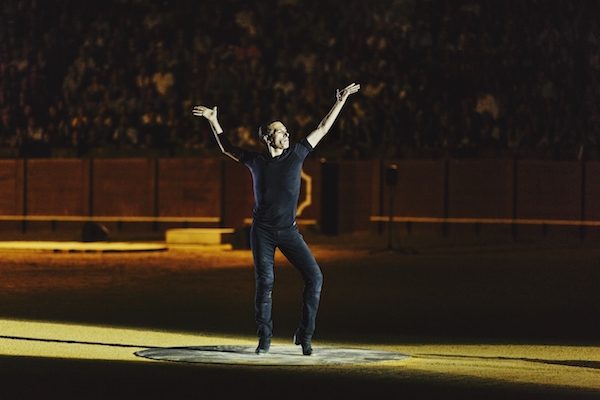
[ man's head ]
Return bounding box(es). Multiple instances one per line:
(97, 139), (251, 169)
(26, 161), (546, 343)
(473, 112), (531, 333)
(258, 120), (290, 150)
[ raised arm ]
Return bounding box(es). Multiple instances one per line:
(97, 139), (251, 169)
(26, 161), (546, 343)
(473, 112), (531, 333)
(192, 105), (244, 162)
(306, 83), (360, 148)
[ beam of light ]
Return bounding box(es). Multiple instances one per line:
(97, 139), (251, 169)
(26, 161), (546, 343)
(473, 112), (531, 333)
(0, 318), (254, 363)
(1, 318), (600, 392)
(356, 342), (600, 391)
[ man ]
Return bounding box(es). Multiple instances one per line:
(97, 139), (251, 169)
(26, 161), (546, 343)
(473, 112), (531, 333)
(192, 82), (360, 355)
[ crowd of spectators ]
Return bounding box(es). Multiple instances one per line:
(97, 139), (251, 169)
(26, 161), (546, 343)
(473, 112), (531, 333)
(1, 0), (600, 160)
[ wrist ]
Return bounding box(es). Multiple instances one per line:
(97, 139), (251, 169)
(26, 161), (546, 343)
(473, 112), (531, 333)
(213, 121), (223, 133)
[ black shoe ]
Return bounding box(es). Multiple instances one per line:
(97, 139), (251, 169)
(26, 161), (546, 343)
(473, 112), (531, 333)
(293, 331), (312, 356)
(255, 337), (271, 355)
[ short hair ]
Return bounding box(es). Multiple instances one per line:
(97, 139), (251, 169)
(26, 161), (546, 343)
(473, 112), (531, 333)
(257, 122), (275, 141)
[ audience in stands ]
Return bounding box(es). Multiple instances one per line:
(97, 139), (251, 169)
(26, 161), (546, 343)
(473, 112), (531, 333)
(1, 0), (599, 160)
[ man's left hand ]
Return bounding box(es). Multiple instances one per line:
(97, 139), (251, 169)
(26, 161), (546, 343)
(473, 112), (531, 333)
(336, 83), (361, 101)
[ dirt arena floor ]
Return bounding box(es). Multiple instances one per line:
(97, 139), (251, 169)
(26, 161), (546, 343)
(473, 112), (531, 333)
(1, 232), (600, 399)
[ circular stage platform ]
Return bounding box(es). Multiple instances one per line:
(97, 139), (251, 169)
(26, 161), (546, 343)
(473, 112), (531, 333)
(135, 345), (409, 366)
(0, 241), (167, 253)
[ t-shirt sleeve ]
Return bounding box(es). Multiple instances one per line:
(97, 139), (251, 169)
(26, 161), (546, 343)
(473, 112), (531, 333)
(240, 150), (260, 165)
(294, 138), (314, 160)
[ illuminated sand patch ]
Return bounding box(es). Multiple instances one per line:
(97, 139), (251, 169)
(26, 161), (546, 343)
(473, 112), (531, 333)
(135, 345), (409, 366)
(0, 318), (248, 362)
(0, 241), (167, 253)
(0, 318), (408, 367)
(2, 318), (600, 392)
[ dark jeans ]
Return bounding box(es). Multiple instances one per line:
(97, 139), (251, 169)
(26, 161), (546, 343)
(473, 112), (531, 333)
(250, 223), (323, 342)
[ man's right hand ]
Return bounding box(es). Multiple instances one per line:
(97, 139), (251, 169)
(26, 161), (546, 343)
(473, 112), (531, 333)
(192, 105), (218, 124)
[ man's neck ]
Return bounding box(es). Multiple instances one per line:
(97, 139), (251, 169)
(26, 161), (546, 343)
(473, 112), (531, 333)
(268, 146), (285, 158)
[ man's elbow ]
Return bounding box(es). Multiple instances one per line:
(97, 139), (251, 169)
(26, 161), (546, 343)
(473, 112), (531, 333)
(222, 148), (232, 157)
(312, 126), (327, 138)
(223, 150), (240, 162)
(307, 131), (326, 148)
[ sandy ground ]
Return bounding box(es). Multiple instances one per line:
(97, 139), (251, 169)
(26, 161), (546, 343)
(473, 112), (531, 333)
(1, 236), (600, 399)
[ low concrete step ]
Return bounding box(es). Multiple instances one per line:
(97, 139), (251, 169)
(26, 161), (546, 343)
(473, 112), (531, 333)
(166, 228), (235, 245)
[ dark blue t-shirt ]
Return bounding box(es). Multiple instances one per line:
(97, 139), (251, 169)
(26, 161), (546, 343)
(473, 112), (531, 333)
(240, 138), (313, 229)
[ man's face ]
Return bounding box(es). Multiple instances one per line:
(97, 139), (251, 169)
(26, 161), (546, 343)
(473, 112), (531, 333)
(266, 121), (290, 150)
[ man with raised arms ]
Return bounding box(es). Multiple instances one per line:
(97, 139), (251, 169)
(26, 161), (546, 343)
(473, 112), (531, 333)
(193, 82), (360, 355)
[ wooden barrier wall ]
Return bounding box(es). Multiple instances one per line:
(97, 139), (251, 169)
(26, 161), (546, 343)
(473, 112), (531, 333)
(584, 161), (600, 240)
(585, 161), (600, 220)
(93, 159), (155, 217)
(0, 158), (598, 239)
(337, 160), (378, 233)
(222, 160), (253, 228)
(0, 160), (23, 215)
(383, 160), (446, 236)
(447, 159), (514, 236)
(516, 161), (582, 239)
(158, 158), (222, 218)
(389, 160), (446, 217)
(382, 159), (590, 240)
(27, 159), (89, 216)
(448, 159), (514, 218)
(0, 160), (23, 231)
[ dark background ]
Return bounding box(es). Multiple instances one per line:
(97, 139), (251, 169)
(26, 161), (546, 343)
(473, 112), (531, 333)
(2, 0), (600, 161)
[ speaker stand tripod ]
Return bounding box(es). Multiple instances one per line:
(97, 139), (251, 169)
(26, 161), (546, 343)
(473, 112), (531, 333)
(371, 164), (417, 255)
